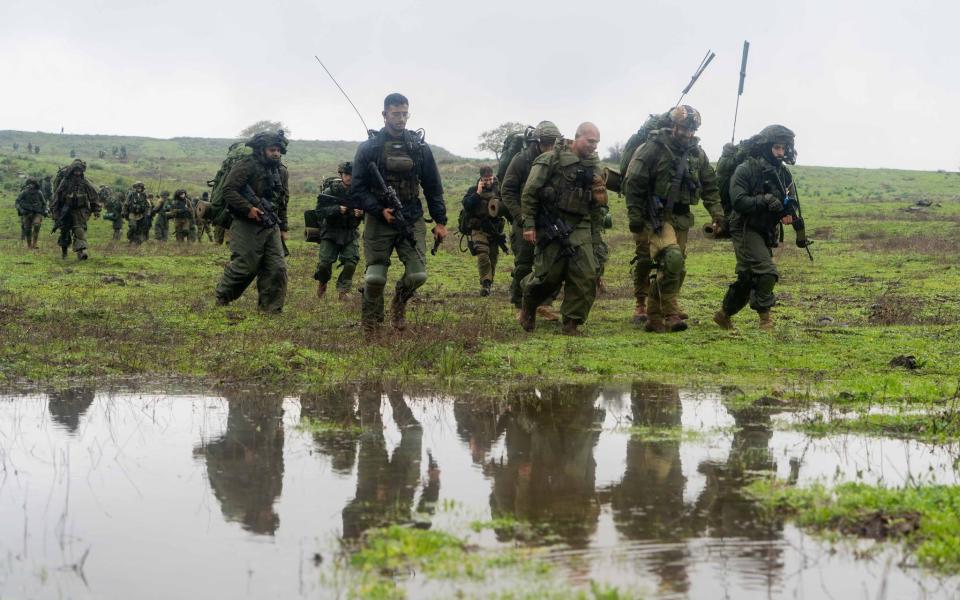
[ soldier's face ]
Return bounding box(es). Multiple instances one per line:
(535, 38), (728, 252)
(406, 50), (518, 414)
(573, 128), (600, 159)
(383, 104), (409, 134)
(770, 143), (787, 160)
(672, 125), (696, 144)
(263, 145), (282, 162)
(480, 174), (495, 189)
(340, 173), (352, 186)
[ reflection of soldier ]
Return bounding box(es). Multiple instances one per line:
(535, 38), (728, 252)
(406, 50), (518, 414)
(487, 384), (604, 548)
(342, 387), (439, 539)
(47, 387), (95, 434)
(300, 388), (361, 475)
(193, 392), (285, 535)
(453, 398), (504, 465)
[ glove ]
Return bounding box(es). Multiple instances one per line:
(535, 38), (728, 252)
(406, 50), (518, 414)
(763, 194), (783, 213)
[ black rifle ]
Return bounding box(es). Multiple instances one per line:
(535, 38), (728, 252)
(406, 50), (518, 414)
(50, 201), (72, 233)
(240, 184), (289, 257)
(534, 207), (577, 258)
(366, 161), (419, 252)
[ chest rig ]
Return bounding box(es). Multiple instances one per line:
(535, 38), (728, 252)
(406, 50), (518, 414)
(551, 150), (595, 217)
(380, 134), (421, 205)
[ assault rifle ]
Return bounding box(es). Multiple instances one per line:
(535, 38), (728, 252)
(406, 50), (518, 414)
(367, 161), (418, 252)
(50, 201), (72, 233)
(782, 182), (813, 261)
(241, 184), (289, 257)
(534, 208), (577, 258)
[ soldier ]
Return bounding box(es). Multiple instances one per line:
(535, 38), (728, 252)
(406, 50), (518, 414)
(500, 121), (562, 320)
(123, 182), (152, 245)
(350, 93), (447, 332)
(51, 159), (101, 260)
(214, 130), (290, 313)
(15, 178), (47, 249)
(153, 190), (171, 241)
(104, 186), (125, 241)
(167, 189), (194, 243)
(41, 175), (52, 201)
(195, 191), (213, 242)
(313, 161), (363, 300)
(518, 122), (606, 336)
(461, 165), (506, 296)
(714, 125), (809, 331)
(144, 193), (155, 239)
(624, 105), (725, 333)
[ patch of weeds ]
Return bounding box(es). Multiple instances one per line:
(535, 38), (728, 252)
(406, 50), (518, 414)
(797, 410), (960, 444)
(297, 416), (362, 435)
(747, 479), (960, 573)
(621, 424), (713, 442)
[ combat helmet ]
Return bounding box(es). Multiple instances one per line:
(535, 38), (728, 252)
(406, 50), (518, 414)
(756, 124), (797, 165)
(246, 129), (289, 154)
(24, 177), (39, 188)
(337, 161), (353, 174)
(68, 158), (87, 174)
(531, 121), (561, 143)
(669, 105), (702, 130)
(133, 181), (145, 190)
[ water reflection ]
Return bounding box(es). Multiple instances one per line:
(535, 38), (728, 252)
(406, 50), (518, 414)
(193, 390), (285, 535)
(47, 386), (95, 433)
(301, 386), (361, 474)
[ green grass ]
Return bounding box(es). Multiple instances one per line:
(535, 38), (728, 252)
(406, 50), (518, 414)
(747, 480), (960, 573)
(1, 131), (959, 409)
(797, 408), (960, 443)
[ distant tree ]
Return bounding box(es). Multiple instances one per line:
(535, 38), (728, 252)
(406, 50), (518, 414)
(476, 122), (528, 160)
(606, 141), (624, 163)
(239, 120), (290, 138)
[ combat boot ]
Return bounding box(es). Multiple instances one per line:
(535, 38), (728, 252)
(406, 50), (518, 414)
(713, 309), (734, 330)
(78, 251), (88, 261)
(536, 305), (560, 321)
(518, 300), (537, 332)
(338, 289), (350, 301)
(644, 318), (666, 333)
(758, 311), (773, 331)
(316, 282), (327, 299)
(60, 246), (68, 259)
(665, 315), (688, 332)
(561, 320), (582, 336)
(391, 291), (407, 331)
(632, 300), (647, 325)
(480, 280), (492, 297)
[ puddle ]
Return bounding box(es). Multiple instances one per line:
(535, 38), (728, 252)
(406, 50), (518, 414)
(1, 383), (959, 598)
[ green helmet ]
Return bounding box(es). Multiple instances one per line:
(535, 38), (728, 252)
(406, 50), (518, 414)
(246, 129), (289, 154)
(337, 161), (353, 174)
(758, 124), (795, 146)
(25, 177), (39, 188)
(133, 181), (145, 190)
(68, 158), (87, 173)
(532, 120), (561, 142)
(669, 105), (702, 130)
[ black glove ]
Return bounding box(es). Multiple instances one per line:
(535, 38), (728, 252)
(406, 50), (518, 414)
(763, 194), (783, 213)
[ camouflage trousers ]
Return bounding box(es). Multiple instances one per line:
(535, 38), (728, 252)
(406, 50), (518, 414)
(173, 218), (191, 242)
(722, 225), (778, 315)
(314, 237), (360, 292)
(20, 213), (43, 245)
(111, 218), (123, 240)
(153, 214), (169, 241)
(522, 221), (597, 324)
(509, 221), (534, 307)
(637, 213), (693, 322)
(57, 213), (90, 254)
(361, 216), (427, 327)
(215, 219), (287, 313)
(470, 229), (500, 284)
(214, 225), (228, 245)
(127, 217), (150, 244)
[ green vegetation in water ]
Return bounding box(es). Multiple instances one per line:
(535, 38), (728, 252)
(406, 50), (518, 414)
(797, 409), (960, 443)
(747, 480), (960, 573)
(297, 416), (363, 435)
(621, 424), (722, 442)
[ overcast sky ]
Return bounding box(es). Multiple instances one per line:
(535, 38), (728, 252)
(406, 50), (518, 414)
(2, 0), (957, 171)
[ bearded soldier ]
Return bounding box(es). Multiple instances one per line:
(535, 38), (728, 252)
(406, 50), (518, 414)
(124, 182), (152, 244)
(167, 189), (194, 243)
(461, 165), (506, 296)
(15, 178), (47, 249)
(500, 121), (562, 320)
(624, 106), (724, 333)
(52, 159), (101, 260)
(313, 161), (363, 300)
(214, 130), (290, 313)
(350, 93), (447, 332)
(519, 122), (606, 336)
(714, 125), (809, 330)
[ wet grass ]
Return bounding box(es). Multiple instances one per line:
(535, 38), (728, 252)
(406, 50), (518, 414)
(1, 141), (960, 408)
(747, 480), (960, 574)
(797, 409), (960, 444)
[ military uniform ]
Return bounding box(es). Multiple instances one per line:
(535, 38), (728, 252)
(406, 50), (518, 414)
(153, 192), (170, 241)
(167, 190), (194, 242)
(462, 179), (505, 295)
(124, 185), (152, 244)
(15, 179), (46, 248)
(716, 125), (807, 329)
(52, 160), (101, 259)
(520, 144), (605, 329)
(194, 194), (213, 242)
(624, 122), (723, 332)
(214, 132), (290, 313)
(313, 176), (362, 296)
(350, 128), (446, 330)
(102, 187), (125, 241)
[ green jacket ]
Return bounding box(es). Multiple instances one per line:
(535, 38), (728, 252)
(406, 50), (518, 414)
(729, 156), (794, 233)
(521, 146), (602, 230)
(124, 191), (150, 219)
(624, 129), (723, 231)
(222, 155), (290, 231)
(15, 188), (46, 215)
(316, 179), (361, 244)
(500, 145), (540, 221)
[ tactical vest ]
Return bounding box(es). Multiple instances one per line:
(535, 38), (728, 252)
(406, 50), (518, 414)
(648, 136), (705, 207)
(61, 179), (95, 210)
(381, 136), (420, 205)
(548, 150), (596, 218)
(128, 192), (149, 217)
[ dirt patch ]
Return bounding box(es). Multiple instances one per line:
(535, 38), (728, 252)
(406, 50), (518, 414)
(835, 510), (921, 540)
(858, 234), (960, 254)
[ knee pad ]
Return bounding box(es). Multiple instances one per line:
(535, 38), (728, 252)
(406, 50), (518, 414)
(659, 246), (685, 277)
(364, 264), (387, 288)
(406, 270), (428, 288)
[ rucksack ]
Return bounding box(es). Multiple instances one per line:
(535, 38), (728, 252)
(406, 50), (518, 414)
(619, 111), (672, 177)
(716, 138), (762, 215)
(495, 126), (534, 182)
(206, 142), (252, 227)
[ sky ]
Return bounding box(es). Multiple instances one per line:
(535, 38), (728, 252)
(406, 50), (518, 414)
(2, 0), (958, 171)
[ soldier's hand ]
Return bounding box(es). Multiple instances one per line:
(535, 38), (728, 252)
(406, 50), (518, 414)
(353, 209), (363, 218)
(382, 208), (396, 224)
(476, 181), (484, 194)
(247, 206), (264, 222)
(434, 223), (448, 241)
(763, 194), (783, 213)
(523, 228), (537, 244)
(281, 231), (289, 241)
(711, 219), (724, 236)
(339, 205), (348, 214)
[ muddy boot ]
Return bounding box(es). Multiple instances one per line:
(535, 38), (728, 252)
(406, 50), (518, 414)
(665, 314), (688, 332)
(78, 251), (88, 261)
(518, 300), (537, 332)
(561, 319), (582, 336)
(316, 282), (327, 299)
(480, 280), (492, 297)
(632, 300), (647, 325)
(338, 289), (350, 301)
(596, 277), (607, 295)
(644, 318), (666, 333)
(713, 309), (734, 330)
(536, 305), (560, 322)
(758, 311), (773, 331)
(390, 291), (407, 331)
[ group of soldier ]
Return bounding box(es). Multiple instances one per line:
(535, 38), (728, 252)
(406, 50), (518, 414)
(14, 91), (807, 335)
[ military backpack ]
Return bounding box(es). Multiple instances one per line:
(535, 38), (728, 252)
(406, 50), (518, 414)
(619, 111), (672, 177)
(495, 127), (534, 182)
(206, 142), (253, 227)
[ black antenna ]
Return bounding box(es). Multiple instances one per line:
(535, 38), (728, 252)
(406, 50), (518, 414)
(314, 56), (370, 137)
(731, 41), (750, 142)
(675, 49), (716, 107)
